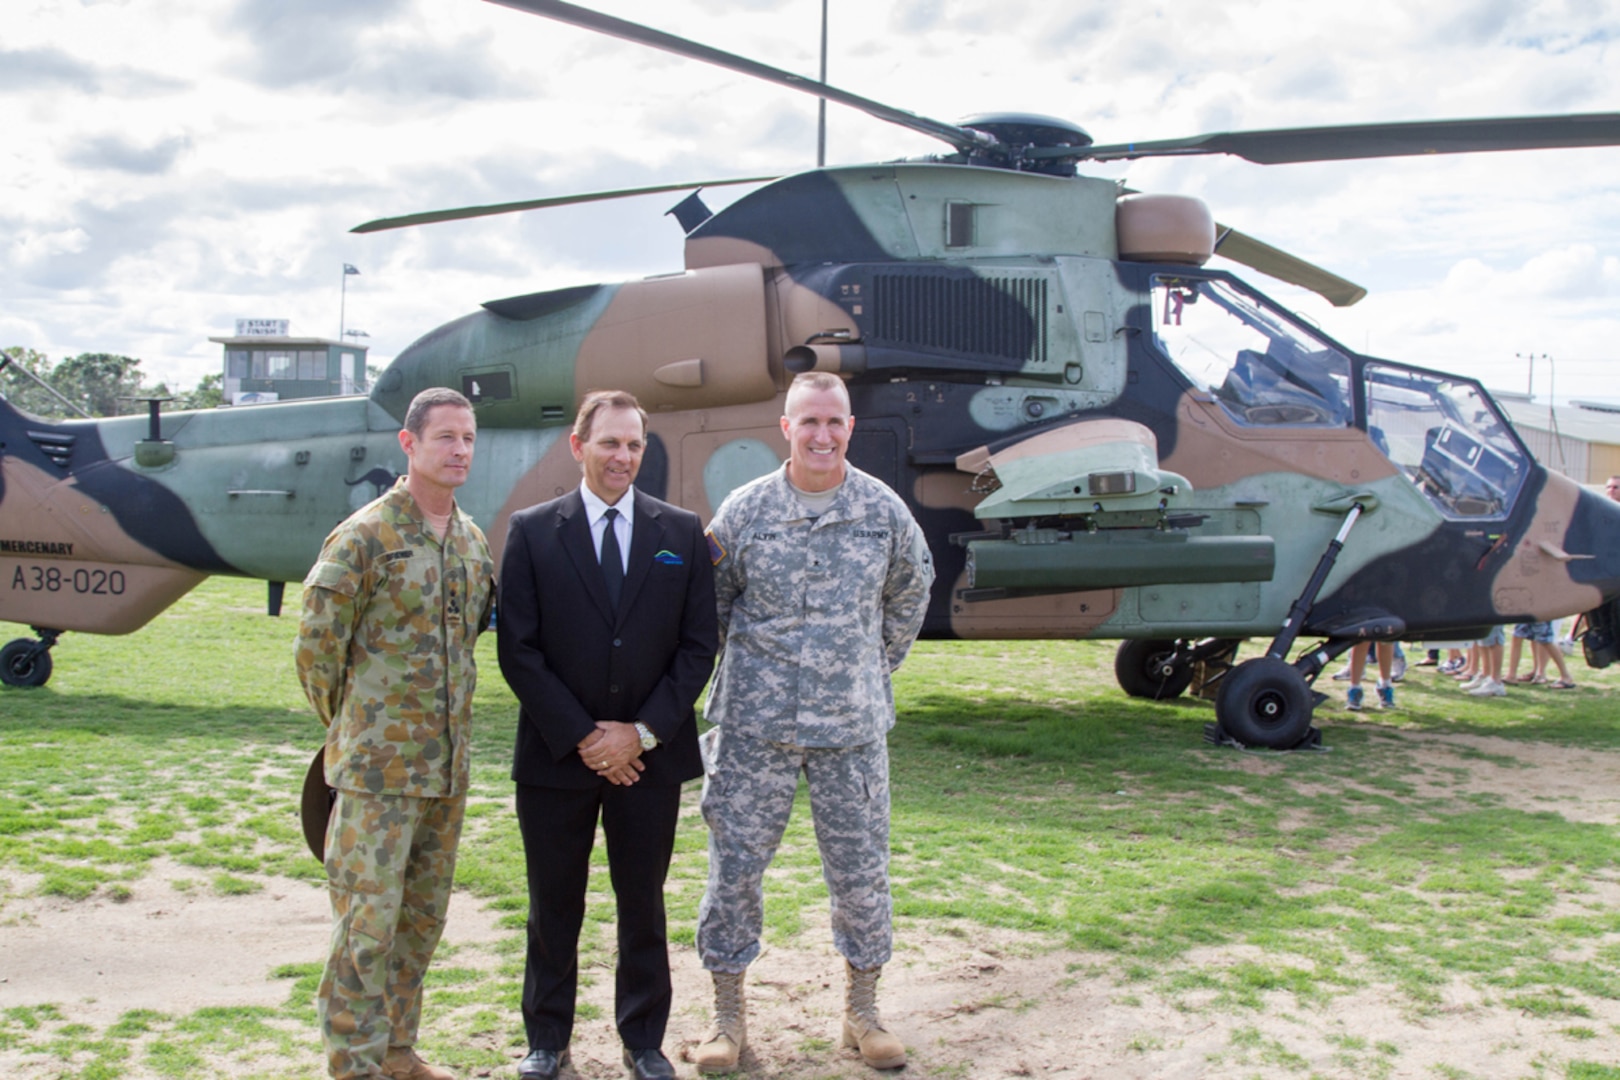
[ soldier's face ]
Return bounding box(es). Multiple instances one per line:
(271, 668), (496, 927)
(781, 384), (852, 493)
(571, 405), (645, 504)
(399, 405), (477, 493)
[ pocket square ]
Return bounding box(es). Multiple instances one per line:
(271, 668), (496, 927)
(653, 549), (684, 566)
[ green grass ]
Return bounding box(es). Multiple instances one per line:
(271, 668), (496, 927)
(4, 579), (1620, 1076)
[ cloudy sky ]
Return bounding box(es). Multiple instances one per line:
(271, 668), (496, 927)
(5, 0), (1620, 403)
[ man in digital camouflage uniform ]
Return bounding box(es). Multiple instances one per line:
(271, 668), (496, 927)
(297, 387), (495, 1080)
(691, 371), (933, 1073)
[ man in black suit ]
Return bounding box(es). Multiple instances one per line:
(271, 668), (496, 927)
(498, 390), (717, 1080)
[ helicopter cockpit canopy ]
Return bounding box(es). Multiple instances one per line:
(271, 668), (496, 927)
(1148, 273), (1529, 519)
(1364, 363), (1529, 520)
(1151, 275), (1353, 427)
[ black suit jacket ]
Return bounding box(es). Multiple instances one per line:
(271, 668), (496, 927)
(498, 488), (717, 789)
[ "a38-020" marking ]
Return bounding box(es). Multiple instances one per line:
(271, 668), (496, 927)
(10, 564), (127, 595)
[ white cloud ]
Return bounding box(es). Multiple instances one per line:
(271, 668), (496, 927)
(1512, 244), (1620, 297)
(10, 227), (93, 267)
(2, 0), (1618, 400)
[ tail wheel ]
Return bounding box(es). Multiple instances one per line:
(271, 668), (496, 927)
(1, 638), (53, 689)
(1114, 639), (1195, 700)
(1214, 657), (1314, 749)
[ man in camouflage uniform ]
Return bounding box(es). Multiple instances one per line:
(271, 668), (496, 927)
(691, 372), (933, 1073)
(297, 387), (495, 1080)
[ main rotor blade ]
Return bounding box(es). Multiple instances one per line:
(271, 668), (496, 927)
(482, 0), (995, 155)
(1211, 224), (1367, 307)
(351, 175), (778, 234)
(1085, 113), (1620, 164)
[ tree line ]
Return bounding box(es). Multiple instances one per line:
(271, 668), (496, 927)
(0, 347), (223, 419)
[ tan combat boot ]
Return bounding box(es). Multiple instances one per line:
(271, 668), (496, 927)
(688, 970), (747, 1074)
(842, 962), (906, 1070)
(381, 1046), (457, 1080)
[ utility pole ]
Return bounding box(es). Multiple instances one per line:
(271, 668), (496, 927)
(1547, 353), (1567, 472)
(1517, 350), (1544, 398)
(1519, 351), (1566, 473)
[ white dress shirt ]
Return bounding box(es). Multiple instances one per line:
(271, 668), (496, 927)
(579, 481), (633, 574)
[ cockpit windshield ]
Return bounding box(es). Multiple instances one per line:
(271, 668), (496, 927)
(1151, 276), (1352, 427)
(1148, 274), (1527, 519)
(1364, 363), (1527, 519)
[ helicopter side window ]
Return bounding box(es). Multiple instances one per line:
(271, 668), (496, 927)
(1151, 277), (1351, 427)
(1365, 363), (1527, 519)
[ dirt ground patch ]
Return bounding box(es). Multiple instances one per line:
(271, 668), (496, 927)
(3, 731), (1618, 1078)
(0, 858), (505, 1031)
(1393, 729), (1620, 825)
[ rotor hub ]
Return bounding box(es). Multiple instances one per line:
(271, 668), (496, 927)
(958, 112), (1093, 149)
(957, 112), (1093, 174)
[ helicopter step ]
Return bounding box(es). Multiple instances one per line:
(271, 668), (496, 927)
(1206, 610), (1422, 750)
(1, 627), (62, 689)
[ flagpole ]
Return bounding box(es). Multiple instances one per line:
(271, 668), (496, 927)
(340, 264), (361, 338)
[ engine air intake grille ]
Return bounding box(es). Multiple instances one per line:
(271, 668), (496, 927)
(871, 273), (1047, 364)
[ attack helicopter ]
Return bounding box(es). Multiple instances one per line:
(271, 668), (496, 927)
(5, 0), (1620, 750)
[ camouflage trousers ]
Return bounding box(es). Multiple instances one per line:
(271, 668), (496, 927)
(319, 790), (465, 1080)
(697, 730), (891, 972)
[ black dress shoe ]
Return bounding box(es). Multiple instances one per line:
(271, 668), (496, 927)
(518, 1047), (569, 1080)
(623, 1047), (676, 1080)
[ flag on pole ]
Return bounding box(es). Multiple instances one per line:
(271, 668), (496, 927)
(343, 264), (361, 275)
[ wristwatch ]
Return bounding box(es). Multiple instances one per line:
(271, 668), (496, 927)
(634, 721), (658, 751)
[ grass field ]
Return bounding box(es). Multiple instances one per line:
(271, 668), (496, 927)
(3, 577), (1620, 1078)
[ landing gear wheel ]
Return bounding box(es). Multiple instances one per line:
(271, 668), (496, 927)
(1115, 639), (1195, 700)
(1214, 657), (1313, 749)
(1, 638), (53, 689)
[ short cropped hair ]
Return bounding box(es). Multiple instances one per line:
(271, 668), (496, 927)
(784, 371), (850, 416)
(403, 387), (473, 436)
(574, 389), (648, 441)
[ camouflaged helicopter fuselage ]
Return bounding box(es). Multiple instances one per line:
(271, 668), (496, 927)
(6, 162), (1618, 649)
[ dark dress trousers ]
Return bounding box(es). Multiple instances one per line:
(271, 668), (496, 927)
(498, 488), (717, 1053)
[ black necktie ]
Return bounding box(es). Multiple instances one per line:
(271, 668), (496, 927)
(600, 507), (624, 610)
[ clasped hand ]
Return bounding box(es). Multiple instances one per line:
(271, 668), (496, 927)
(577, 721), (645, 786)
